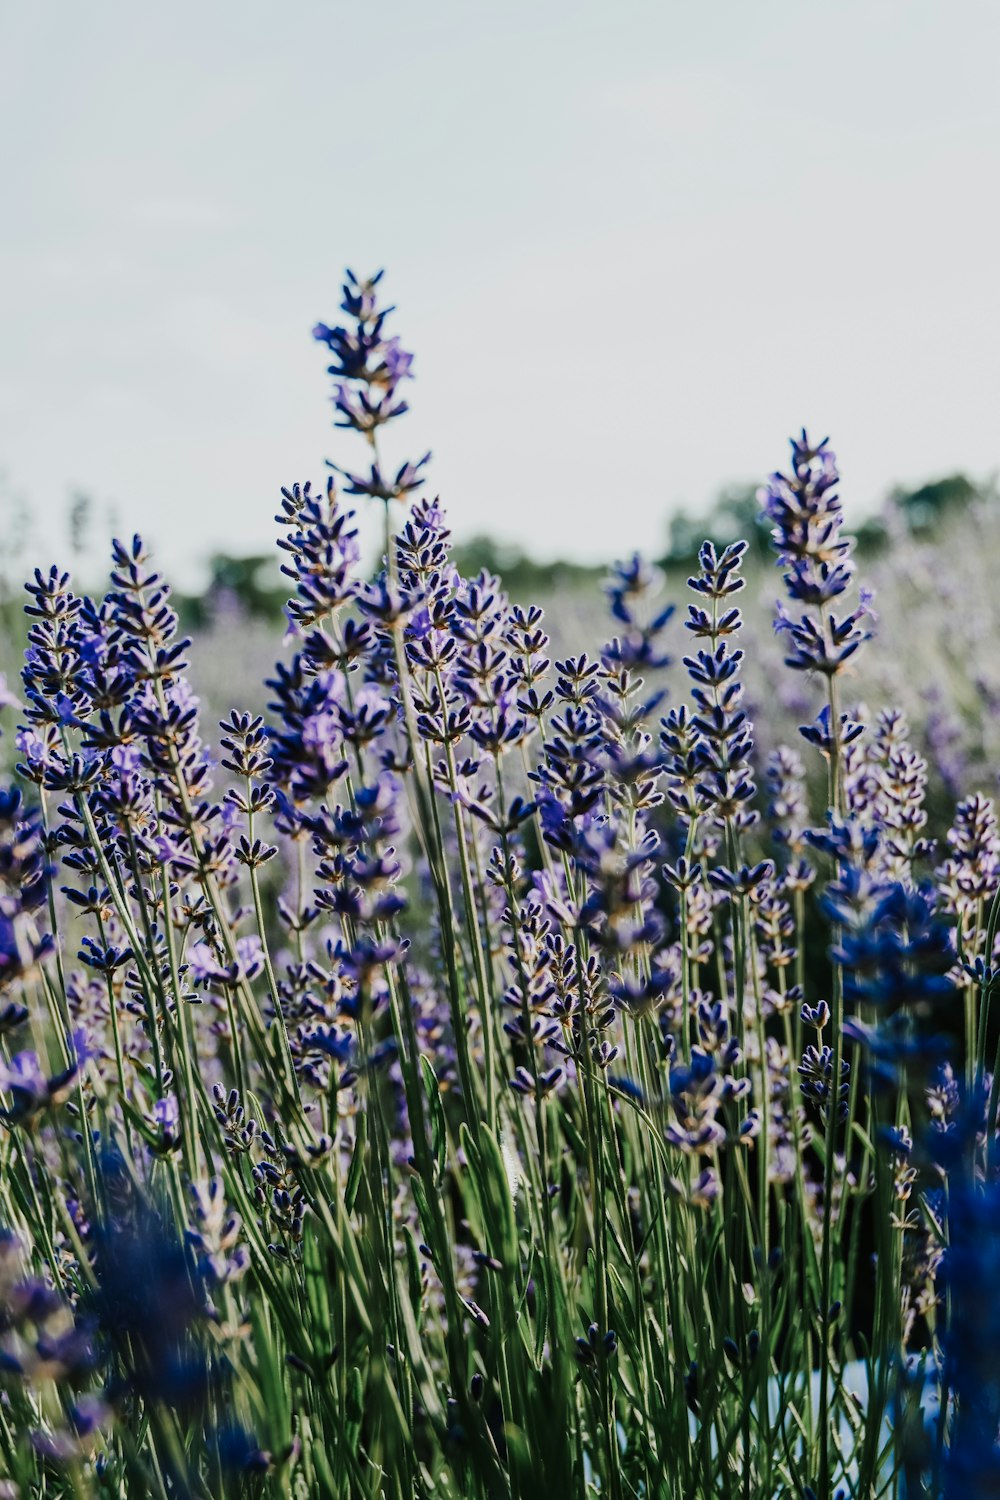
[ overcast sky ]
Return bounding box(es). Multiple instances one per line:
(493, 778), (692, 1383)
(2, 1), (998, 584)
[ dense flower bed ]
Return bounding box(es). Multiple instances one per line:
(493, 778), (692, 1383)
(0, 272), (996, 1497)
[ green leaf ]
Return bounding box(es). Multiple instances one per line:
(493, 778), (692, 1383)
(533, 1258), (549, 1365)
(302, 1221), (332, 1351)
(411, 1174), (436, 1251)
(475, 1125), (519, 1273)
(420, 1053), (448, 1185)
(458, 1123), (488, 1234)
(403, 1223), (424, 1319)
(345, 1365), (364, 1449)
(345, 1112), (367, 1214)
(248, 1296), (291, 1452)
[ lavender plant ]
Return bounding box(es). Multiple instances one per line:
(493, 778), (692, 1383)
(0, 274), (995, 1498)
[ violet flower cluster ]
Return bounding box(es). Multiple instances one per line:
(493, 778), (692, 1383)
(0, 280), (995, 1499)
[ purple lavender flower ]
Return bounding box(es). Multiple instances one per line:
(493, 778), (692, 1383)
(679, 540), (758, 834)
(603, 553), (674, 672)
(314, 271), (428, 519)
(0, 1050), (77, 1125)
(313, 270), (415, 429)
(760, 433), (873, 680)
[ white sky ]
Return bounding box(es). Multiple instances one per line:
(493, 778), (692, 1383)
(2, 0), (999, 584)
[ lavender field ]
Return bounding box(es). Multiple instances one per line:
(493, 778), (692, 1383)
(3, 271), (1000, 1498)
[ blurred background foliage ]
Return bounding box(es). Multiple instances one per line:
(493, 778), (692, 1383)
(3, 466), (988, 624)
